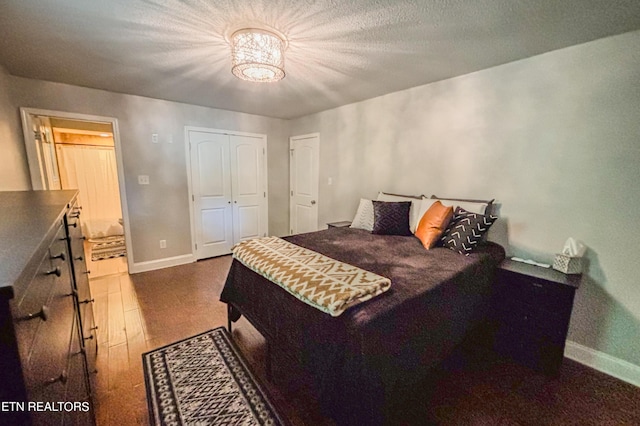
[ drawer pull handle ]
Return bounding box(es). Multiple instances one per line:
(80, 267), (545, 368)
(80, 298), (95, 305)
(91, 326), (99, 331)
(68, 221), (78, 228)
(84, 334), (95, 341)
(532, 282), (544, 288)
(70, 212), (81, 218)
(45, 267), (62, 277)
(26, 305), (50, 322)
(47, 370), (68, 385)
(84, 270), (91, 275)
(75, 255), (84, 261)
(50, 252), (66, 261)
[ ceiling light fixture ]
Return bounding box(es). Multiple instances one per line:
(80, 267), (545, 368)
(231, 28), (286, 83)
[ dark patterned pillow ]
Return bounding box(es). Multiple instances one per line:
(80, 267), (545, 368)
(372, 201), (412, 236)
(440, 207), (497, 255)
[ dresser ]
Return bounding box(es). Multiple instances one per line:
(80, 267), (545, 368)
(488, 259), (581, 374)
(0, 190), (97, 425)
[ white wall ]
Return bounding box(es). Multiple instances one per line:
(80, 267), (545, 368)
(2, 75), (290, 265)
(0, 65), (31, 190)
(291, 30), (640, 368)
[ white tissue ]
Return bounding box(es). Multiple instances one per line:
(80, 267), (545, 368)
(561, 237), (586, 257)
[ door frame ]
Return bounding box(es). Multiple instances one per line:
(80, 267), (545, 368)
(20, 107), (133, 271)
(289, 132), (320, 235)
(184, 126), (269, 259)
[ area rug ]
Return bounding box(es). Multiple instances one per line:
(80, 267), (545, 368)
(90, 235), (126, 261)
(143, 327), (285, 426)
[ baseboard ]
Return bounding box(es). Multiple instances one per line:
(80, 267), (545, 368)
(129, 253), (195, 274)
(565, 340), (640, 388)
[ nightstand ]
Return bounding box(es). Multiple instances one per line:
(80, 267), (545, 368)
(488, 259), (581, 374)
(327, 221), (352, 228)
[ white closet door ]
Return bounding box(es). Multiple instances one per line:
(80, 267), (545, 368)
(189, 131), (233, 259)
(230, 135), (266, 243)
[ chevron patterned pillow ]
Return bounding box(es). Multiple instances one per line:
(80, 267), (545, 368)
(440, 207), (497, 255)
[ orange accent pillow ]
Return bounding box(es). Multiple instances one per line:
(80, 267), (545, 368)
(415, 201), (454, 250)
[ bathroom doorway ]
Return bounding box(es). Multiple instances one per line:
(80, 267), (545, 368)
(21, 108), (131, 277)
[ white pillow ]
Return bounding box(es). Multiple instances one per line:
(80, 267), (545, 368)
(376, 192), (423, 233)
(350, 199), (374, 231)
(429, 197), (489, 215)
(416, 198), (438, 221)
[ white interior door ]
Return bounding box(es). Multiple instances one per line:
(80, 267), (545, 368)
(24, 115), (61, 190)
(189, 131), (234, 259)
(290, 133), (319, 235)
(230, 135), (267, 242)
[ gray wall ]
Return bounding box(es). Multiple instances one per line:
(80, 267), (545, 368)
(1, 73), (290, 263)
(291, 30), (640, 367)
(0, 65), (30, 190)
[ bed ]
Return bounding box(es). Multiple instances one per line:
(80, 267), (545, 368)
(220, 226), (504, 425)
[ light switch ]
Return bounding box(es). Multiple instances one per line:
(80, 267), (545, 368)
(138, 175), (150, 185)
(151, 133), (159, 144)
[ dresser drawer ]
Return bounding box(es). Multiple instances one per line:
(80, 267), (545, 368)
(495, 324), (565, 374)
(78, 301), (98, 370)
(24, 276), (75, 396)
(493, 301), (568, 343)
(497, 270), (575, 311)
(64, 318), (92, 407)
(13, 252), (57, 362)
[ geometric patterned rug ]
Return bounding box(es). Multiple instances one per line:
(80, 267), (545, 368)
(90, 235), (126, 261)
(142, 327), (285, 426)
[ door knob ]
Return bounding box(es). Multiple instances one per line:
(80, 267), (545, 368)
(311, 200), (316, 205)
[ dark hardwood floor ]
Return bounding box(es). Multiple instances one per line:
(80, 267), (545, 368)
(90, 256), (640, 426)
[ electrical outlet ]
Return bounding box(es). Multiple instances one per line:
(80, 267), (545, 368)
(159, 240), (166, 249)
(138, 175), (149, 185)
(152, 133), (159, 143)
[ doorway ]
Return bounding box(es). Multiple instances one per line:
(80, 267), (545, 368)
(289, 133), (320, 235)
(20, 108), (131, 277)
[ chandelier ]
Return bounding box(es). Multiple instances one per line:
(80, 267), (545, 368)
(231, 28), (286, 83)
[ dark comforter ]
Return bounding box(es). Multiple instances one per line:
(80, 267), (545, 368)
(220, 227), (504, 424)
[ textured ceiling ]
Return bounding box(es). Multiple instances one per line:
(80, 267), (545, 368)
(1, 0), (640, 119)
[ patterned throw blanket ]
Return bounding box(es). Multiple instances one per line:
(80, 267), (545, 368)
(231, 237), (391, 317)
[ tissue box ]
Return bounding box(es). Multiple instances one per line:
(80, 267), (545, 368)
(552, 253), (583, 274)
